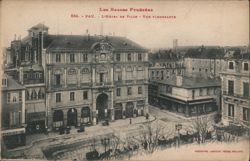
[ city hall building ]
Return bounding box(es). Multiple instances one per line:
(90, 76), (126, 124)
(41, 25), (149, 130)
(3, 24), (149, 132)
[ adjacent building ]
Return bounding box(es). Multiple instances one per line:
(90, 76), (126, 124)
(220, 53), (250, 129)
(149, 75), (221, 117)
(1, 74), (26, 149)
(184, 46), (225, 78)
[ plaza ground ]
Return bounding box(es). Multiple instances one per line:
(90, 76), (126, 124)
(2, 105), (224, 160)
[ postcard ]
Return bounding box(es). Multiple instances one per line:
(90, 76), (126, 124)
(0, 0), (249, 161)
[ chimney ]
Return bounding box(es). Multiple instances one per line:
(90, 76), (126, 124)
(176, 75), (183, 86)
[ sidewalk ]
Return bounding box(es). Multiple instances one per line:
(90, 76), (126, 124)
(7, 115), (155, 153)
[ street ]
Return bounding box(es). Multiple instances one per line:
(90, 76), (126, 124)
(4, 105), (216, 160)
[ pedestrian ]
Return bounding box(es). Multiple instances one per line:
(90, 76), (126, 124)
(130, 118), (132, 124)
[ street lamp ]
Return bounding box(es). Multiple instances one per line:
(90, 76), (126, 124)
(175, 123), (182, 147)
(101, 137), (110, 153)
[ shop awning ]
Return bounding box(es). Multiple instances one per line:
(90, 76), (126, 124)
(1, 128), (25, 136)
(27, 112), (45, 122)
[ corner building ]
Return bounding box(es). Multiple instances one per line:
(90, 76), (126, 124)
(44, 33), (149, 130)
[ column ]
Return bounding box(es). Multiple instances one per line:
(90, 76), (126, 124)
(63, 109), (67, 127)
(64, 68), (67, 88)
(21, 90), (25, 124)
(110, 90), (114, 121)
(122, 103), (126, 119)
(92, 66), (96, 85)
(46, 93), (52, 131)
(145, 66), (148, 83)
(144, 85), (149, 115)
(122, 66), (126, 81)
(77, 67), (81, 87)
(92, 92), (96, 125)
(133, 102), (137, 117)
(133, 66), (137, 81)
(48, 69), (51, 89)
(185, 104), (190, 117)
(64, 53), (67, 63)
(111, 66), (114, 85)
(77, 108), (81, 127)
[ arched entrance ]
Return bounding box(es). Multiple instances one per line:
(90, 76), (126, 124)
(96, 93), (108, 121)
(115, 103), (123, 120)
(81, 107), (91, 124)
(126, 102), (134, 118)
(53, 110), (64, 128)
(67, 108), (77, 126)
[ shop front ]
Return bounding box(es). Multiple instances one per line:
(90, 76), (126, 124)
(2, 128), (26, 149)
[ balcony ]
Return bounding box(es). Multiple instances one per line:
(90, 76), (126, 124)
(94, 82), (112, 87)
(223, 91), (249, 100)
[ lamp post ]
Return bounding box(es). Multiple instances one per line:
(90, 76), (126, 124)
(101, 137), (110, 153)
(175, 123), (182, 147)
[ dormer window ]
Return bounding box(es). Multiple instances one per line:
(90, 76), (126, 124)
(243, 62), (248, 71)
(229, 62), (234, 69)
(2, 78), (7, 86)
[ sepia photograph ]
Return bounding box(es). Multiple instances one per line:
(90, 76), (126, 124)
(0, 0), (249, 161)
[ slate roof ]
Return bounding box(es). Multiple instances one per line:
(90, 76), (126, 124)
(184, 47), (225, 59)
(29, 23), (49, 30)
(1, 74), (25, 91)
(157, 76), (221, 89)
(45, 35), (147, 52)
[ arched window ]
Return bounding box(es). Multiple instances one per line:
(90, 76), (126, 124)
(81, 68), (90, 83)
(68, 69), (77, 84)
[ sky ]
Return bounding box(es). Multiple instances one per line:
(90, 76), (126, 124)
(1, 0), (249, 49)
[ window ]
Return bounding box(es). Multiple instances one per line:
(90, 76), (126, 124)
(83, 54), (88, 62)
(116, 54), (120, 61)
(19, 91), (22, 102)
(206, 88), (209, 95)
(138, 53), (142, 61)
(68, 69), (77, 84)
(127, 53), (131, 61)
(243, 107), (250, 121)
(243, 63), (248, 71)
(83, 91), (88, 100)
(138, 86), (142, 94)
(228, 104), (234, 117)
(35, 73), (39, 79)
(13, 96), (17, 102)
(192, 90), (195, 99)
(192, 67), (194, 71)
(56, 93), (61, 102)
(117, 72), (122, 81)
(2, 78), (7, 86)
(127, 87), (132, 95)
(199, 88), (203, 96)
(56, 54), (61, 62)
(228, 80), (234, 95)
(199, 68), (201, 72)
(117, 88), (121, 96)
(70, 54), (75, 63)
(205, 69), (208, 73)
(100, 73), (105, 83)
(55, 74), (61, 85)
(24, 74), (27, 79)
(229, 62), (234, 69)
(70, 92), (75, 101)
(243, 82), (249, 98)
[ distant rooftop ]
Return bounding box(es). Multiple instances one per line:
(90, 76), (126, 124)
(156, 76), (221, 89)
(2, 74), (25, 91)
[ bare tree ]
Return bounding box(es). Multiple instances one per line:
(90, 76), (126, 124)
(139, 120), (164, 153)
(191, 115), (212, 144)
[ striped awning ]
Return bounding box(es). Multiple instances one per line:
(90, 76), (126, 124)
(1, 128), (25, 136)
